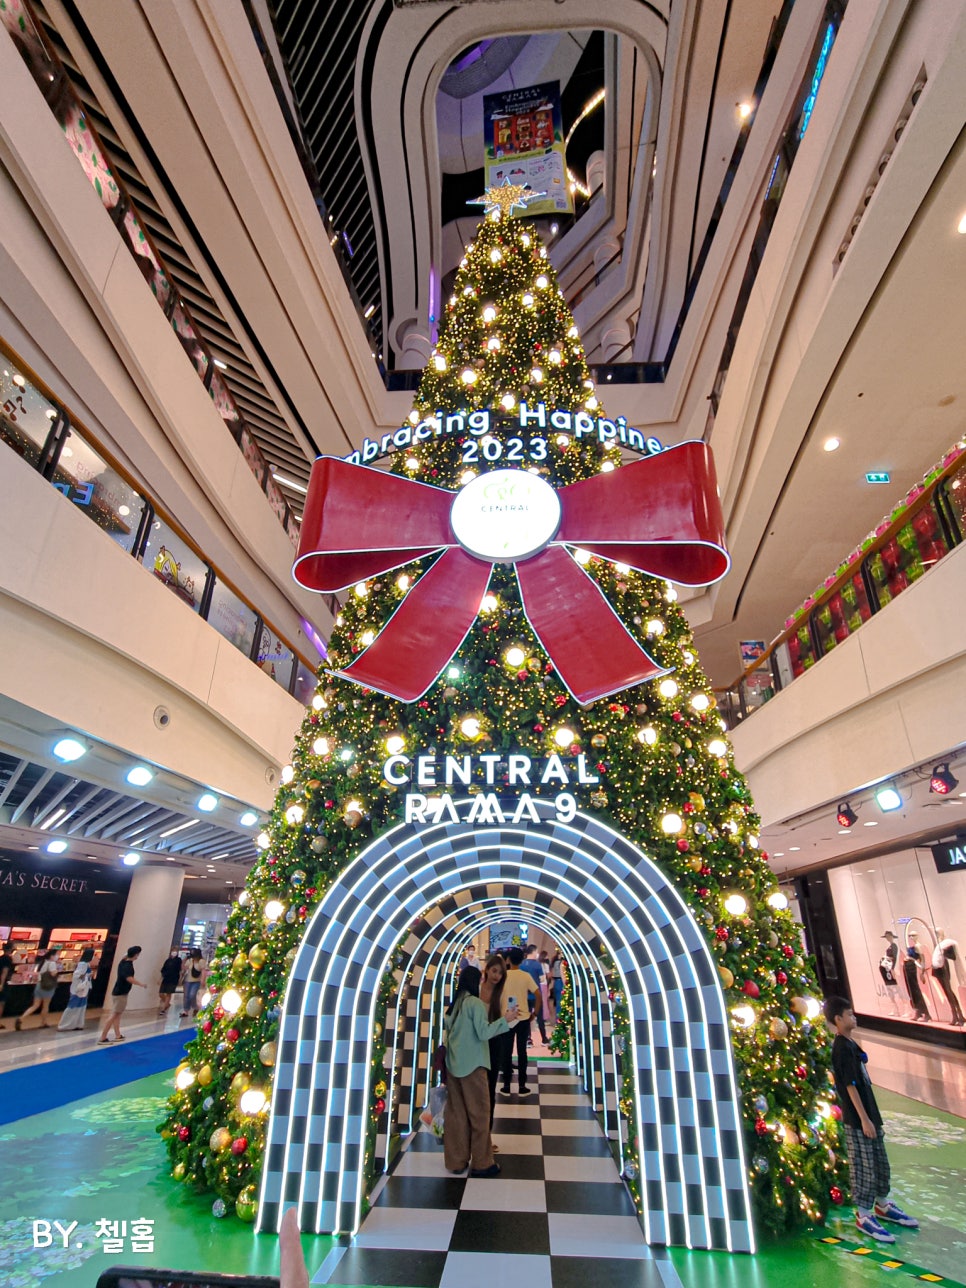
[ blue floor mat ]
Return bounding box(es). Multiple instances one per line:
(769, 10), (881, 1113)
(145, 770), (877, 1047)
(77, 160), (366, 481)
(0, 1027), (195, 1124)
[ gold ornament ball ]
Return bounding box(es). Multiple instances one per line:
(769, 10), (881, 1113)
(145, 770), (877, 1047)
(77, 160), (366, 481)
(347, 764), (361, 779)
(527, 657), (542, 673)
(374, 1080), (387, 1098)
(238, 890), (251, 908)
(249, 944), (267, 970)
(231, 1071), (252, 1095)
(345, 809), (364, 829)
(373, 1022), (383, 1038)
(246, 996), (264, 1018)
(767, 931), (779, 949)
(198, 1064), (213, 1087)
(233, 952), (249, 973)
(310, 836), (327, 853)
(689, 856), (703, 872)
(284, 946), (297, 966)
(305, 778), (321, 793)
(590, 733), (607, 749)
(236, 1185), (259, 1223)
(689, 792), (705, 812)
(590, 790), (608, 809)
(210, 1127), (232, 1153)
(173, 1161), (187, 1181)
(718, 966), (734, 989)
(769, 1018), (788, 1040)
(790, 996), (808, 1017)
(259, 1040), (277, 1067)
(443, 686), (458, 699)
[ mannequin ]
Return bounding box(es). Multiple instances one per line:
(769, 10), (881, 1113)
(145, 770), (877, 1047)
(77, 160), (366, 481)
(930, 928), (965, 1025)
(902, 933), (931, 1021)
(878, 931), (901, 1015)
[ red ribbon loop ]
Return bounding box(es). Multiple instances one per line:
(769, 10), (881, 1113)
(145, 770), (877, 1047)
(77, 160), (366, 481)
(294, 443), (729, 705)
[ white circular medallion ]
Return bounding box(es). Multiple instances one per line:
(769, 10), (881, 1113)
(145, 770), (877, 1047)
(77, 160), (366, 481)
(450, 468), (561, 563)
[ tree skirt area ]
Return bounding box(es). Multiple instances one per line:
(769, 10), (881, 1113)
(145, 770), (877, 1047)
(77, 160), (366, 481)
(0, 1071), (963, 1288)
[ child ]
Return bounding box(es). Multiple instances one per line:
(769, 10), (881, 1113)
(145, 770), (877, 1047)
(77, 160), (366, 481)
(824, 995), (918, 1243)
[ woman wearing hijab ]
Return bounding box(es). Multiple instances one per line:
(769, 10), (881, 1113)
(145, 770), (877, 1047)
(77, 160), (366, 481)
(443, 965), (519, 1177)
(479, 954), (510, 1133)
(57, 947), (95, 1031)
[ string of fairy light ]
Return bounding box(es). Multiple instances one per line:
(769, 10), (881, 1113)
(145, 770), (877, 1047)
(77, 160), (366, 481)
(158, 195), (846, 1233)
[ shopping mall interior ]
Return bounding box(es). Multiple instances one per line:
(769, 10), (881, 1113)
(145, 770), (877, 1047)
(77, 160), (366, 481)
(1, 1), (966, 1285)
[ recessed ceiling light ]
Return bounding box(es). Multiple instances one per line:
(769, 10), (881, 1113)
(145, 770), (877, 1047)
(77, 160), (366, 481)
(160, 819), (199, 838)
(121, 851), (141, 866)
(863, 820), (878, 826)
(773, 852), (784, 857)
(53, 736), (87, 762)
(239, 811), (258, 827)
(958, 211), (966, 235)
(823, 437), (840, 452)
(46, 839), (68, 854)
(126, 766), (153, 787)
(197, 793), (219, 812)
(737, 101), (753, 120)
(838, 829), (852, 834)
(789, 846), (801, 851)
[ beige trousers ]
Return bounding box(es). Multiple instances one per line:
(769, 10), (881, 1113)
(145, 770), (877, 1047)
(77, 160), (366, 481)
(443, 1066), (494, 1172)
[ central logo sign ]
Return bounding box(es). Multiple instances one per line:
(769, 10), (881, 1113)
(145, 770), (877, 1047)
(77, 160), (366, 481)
(450, 468), (561, 562)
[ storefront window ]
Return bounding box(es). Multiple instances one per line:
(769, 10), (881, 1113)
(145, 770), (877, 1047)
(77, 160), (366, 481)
(207, 579), (258, 657)
(256, 624), (295, 692)
(142, 517), (208, 614)
(293, 661), (317, 707)
(51, 432), (145, 553)
(0, 362), (57, 469)
(828, 847), (966, 1032)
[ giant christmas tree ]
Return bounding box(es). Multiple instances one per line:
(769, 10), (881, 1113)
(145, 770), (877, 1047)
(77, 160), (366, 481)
(160, 186), (845, 1235)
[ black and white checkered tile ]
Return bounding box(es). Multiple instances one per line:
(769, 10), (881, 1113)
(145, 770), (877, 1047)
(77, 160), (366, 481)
(313, 1058), (685, 1288)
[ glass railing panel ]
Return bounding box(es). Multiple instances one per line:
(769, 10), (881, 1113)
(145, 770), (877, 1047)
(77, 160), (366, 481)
(51, 432), (145, 554)
(0, 360), (57, 468)
(786, 621), (817, 678)
(141, 516), (208, 613)
(207, 579), (258, 658)
(945, 474), (966, 539)
(293, 662), (317, 707)
(256, 624), (295, 692)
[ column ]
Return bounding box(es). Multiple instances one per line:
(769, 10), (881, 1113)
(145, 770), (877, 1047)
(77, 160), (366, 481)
(111, 862), (184, 1010)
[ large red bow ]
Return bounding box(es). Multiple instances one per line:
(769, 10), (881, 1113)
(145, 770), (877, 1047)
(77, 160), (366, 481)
(294, 442), (729, 705)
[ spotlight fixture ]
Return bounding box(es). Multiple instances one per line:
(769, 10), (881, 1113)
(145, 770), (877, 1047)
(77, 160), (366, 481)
(836, 802), (858, 828)
(126, 766), (154, 787)
(874, 784), (903, 812)
(930, 763), (959, 795)
(52, 735), (88, 763)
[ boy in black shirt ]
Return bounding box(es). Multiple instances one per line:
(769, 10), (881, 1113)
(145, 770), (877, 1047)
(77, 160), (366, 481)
(824, 995), (918, 1243)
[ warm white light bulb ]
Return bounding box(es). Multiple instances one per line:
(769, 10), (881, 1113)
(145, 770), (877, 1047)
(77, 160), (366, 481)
(312, 694), (326, 711)
(285, 804), (304, 826)
(239, 1089), (267, 1115)
(385, 734), (405, 755)
(360, 630), (375, 647)
(724, 893), (748, 916)
(573, 548), (591, 565)
(585, 396), (598, 410)
(312, 737), (330, 756)
(637, 726), (658, 746)
(433, 354), (447, 372)
(690, 693), (711, 712)
(646, 619), (664, 636)
(460, 717), (481, 739)
(530, 368), (544, 383)
(535, 274), (549, 289)
(264, 900), (285, 922)
(767, 891), (789, 912)
(490, 248), (502, 263)
(554, 727), (574, 748)
(601, 460), (616, 472)
(396, 574), (410, 591)
(461, 368), (478, 385)
(501, 394), (516, 410)
(568, 325), (578, 339)
(505, 646), (526, 668)
(354, 583), (368, 598)
(658, 679), (678, 699)
(522, 293), (534, 307)
(661, 812), (683, 834)
(487, 336), (501, 350)
(281, 765), (295, 784)
(406, 457), (419, 471)
(344, 799), (363, 815)
(256, 831), (270, 850)
(666, 586), (679, 603)
(460, 469), (476, 485)
(732, 1005), (756, 1029)
(708, 738), (728, 757)
(480, 593), (498, 612)
(804, 997), (821, 1020)
(176, 1068), (196, 1090)
(221, 989), (242, 1014)
(482, 305), (497, 323)
(549, 349), (562, 365)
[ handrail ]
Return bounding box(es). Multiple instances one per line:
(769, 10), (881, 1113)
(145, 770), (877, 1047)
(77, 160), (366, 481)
(0, 338), (324, 698)
(715, 443), (966, 709)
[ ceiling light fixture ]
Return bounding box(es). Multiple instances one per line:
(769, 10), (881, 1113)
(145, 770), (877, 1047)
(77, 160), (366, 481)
(271, 474), (308, 495)
(197, 793), (219, 812)
(52, 736), (88, 763)
(930, 763), (959, 795)
(46, 839), (68, 854)
(875, 784), (903, 812)
(239, 811), (258, 827)
(823, 437), (840, 452)
(126, 766), (154, 787)
(159, 819), (199, 838)
(958, 211), (966, 235)
(213, 358), (228, 370)
(121, 852), (141, 866)
(737, 101), (754, 120)
(836, 802), (857, 828)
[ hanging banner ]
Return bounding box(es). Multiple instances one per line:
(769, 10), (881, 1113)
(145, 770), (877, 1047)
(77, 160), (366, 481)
(484, 81), (572, 216)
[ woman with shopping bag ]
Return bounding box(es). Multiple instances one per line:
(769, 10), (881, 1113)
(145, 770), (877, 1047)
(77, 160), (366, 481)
(58, 947), (95, 1031)
(443, 965), (520, 1177)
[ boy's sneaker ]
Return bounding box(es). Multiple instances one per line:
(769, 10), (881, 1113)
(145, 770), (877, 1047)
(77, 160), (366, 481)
(855, 1213), (895, 1244)
(874, 1200), (919, 1228)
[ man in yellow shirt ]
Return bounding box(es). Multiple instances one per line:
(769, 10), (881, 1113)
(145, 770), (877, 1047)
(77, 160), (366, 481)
(500, 946), (540, 1096)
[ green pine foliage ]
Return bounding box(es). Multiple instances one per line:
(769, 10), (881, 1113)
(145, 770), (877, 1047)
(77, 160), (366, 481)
(159, 204), (846, 1234)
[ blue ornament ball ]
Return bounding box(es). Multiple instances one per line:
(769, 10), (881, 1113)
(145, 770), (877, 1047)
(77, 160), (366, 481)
(203, 1096), (214, 1111)
(290, 870), (306, 887)
(753, 1155), (769, 1174)
(754, 1095), (768, 1115)
(216, 1042), (227, 1053)
(212, 1198), (227, 1219)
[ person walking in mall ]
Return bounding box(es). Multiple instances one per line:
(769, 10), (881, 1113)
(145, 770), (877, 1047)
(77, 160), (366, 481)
(158, 948), (183, 1017)
(825, 995), (919, 1243)
(16, 949), (60, 1029)
(57, 947), (95, 1031)
(479, 953), (510, 1133)
(443, 965), (519, 1178)
(180, 948), (207, 1017)
(551, 952), (565, 1017)
(501, 946), (540, 1095)
(0, 940), (16, 1029)
(521, 945), (548, 1044)
(99, 945), (145, 1042)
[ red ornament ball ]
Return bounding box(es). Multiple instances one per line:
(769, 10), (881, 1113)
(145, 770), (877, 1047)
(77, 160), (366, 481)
(202, 1020), (212, 1035)
(775, 970), (788, 986)
(742, 980), (760, 998)
(794, 1065), (807, 1079)
(754, 1117), (768, 1136)
(830, 1186), (844, 1205)
(672, 712), (684, 723)
(701, 866), (712, 877)
(325, 800), (334, 809)
(231, 1137), (248, 1155)
(213, 1007), (225, 1022)
(782, 945), (795, 958)
(715, 926), (729, 941)
(374, 1097), (386, 1115)
(682, 802), (695, 814)
(830, 1104), (843, 1121)
(697, 887), (709, 898)
(533, 724), (544, 733)
(226, 1028), (240, 1043)
(676, 839), (689, 852)
(517, 670), (528, 681)
(177, 1125), (191, 1142)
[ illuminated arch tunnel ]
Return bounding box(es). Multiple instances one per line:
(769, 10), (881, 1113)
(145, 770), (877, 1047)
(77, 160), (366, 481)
(257, 804), (755, 1252)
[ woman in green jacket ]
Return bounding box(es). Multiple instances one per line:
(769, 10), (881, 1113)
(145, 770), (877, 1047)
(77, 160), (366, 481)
(443, 965), (519, 1177)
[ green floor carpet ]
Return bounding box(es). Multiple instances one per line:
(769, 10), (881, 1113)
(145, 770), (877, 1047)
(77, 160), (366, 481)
(0, 1070), (963, 1287)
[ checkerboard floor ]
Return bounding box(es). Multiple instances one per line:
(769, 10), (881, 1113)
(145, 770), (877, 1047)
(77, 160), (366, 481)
(314, 1058), (684, 1287)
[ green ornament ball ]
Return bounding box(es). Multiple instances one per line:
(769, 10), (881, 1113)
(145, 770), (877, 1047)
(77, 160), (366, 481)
(236, 1185), (258, 1222)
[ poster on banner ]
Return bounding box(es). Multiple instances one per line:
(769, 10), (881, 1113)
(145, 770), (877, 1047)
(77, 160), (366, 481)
(739, 640), (767, 669)
(484, 81), (572, 216)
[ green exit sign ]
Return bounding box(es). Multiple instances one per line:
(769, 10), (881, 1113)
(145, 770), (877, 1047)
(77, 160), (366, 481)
(865, 471), (891, 484)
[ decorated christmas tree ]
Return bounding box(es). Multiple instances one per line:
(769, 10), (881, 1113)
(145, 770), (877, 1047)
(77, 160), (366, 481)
(160, 184), (845, 1235)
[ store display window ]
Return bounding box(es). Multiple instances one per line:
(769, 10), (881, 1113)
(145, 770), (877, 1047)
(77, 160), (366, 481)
(0, 927), (44, 982)
(46, 928), (107, 980)
(828, 847), (966, 1032)
(141, 516), (208, 613)
(1, 362), (58, 469)
(207, 579), (258, 658)
(50, 433), (146, 553)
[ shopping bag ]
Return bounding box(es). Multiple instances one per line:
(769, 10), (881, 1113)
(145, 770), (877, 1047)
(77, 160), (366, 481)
(429, 1083), (447, 1143)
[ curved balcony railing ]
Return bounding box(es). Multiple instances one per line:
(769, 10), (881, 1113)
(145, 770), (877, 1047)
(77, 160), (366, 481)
(0, 341), (322, 705)
(716, 443), (966, 726)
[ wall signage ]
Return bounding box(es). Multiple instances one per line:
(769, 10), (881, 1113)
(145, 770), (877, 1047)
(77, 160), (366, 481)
(383, 750), (600, 826)
(931, 838), (966, 874)
(343, 402), (665, 468)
